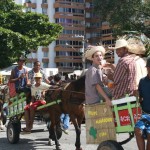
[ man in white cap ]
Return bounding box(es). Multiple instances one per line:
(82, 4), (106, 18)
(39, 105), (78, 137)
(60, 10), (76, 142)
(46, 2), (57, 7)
(84, 45), (112, 106)
(107, 39), (137, 99)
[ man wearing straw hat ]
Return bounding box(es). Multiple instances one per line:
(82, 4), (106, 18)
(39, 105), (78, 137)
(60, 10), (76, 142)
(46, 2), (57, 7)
(106, 39), (137, 99)
(84, 45), (112, 106)
(134, 57), (150, 150)
(127, 37), (147, 90)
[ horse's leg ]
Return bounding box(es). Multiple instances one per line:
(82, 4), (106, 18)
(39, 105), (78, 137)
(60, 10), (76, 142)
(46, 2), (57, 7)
(49, 112), (62, 150)
(71, 116), (82, 150)
(0, 104), (4, 130)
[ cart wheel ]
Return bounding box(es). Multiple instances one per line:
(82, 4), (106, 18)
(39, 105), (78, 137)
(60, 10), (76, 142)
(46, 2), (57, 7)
(97, 140), (124, 150)
(7, 121), (21, 144)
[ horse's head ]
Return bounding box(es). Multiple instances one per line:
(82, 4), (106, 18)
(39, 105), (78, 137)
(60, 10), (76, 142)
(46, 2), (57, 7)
(45, 86), (63, 103)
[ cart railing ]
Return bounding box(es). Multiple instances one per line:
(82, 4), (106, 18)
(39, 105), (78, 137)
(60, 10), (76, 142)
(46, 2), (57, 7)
(7, 92), (62, 118)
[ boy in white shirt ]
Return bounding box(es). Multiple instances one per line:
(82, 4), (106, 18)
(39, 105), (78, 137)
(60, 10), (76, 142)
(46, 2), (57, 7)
(22, 72), (51, 133)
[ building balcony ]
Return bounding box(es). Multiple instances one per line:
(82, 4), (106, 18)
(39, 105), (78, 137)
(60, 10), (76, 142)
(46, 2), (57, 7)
(54, 2), (85, 9)
(42, 58), (49, 63)
(24, 2), (36, 9)
(41, 3), (48, 8)
(55, 56), (82, 63)
(27, 58), (37, 63)
(42, 47), (49, 52)
(54, 13), (85, 21)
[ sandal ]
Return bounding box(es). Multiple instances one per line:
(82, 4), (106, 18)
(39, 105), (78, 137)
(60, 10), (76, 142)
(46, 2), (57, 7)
(21, 128), (31, 134)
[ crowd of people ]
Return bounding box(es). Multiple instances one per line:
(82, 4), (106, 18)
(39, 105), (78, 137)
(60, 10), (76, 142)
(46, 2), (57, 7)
(8, 59), (72, 134)
(5, 35), (150, 149)
(84, 37), (149, 150)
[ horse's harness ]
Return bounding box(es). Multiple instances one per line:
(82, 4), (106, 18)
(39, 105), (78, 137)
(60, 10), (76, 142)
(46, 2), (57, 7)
(46, 83), (85, 106)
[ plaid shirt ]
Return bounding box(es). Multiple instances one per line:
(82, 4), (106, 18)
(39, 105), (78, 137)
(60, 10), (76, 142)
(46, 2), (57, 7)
(112, 54), (136, 99)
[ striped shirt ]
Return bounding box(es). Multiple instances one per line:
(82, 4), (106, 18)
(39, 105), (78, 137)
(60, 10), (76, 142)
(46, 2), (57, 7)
(112, 54), (136, 99)
(28, 69), (47, 85)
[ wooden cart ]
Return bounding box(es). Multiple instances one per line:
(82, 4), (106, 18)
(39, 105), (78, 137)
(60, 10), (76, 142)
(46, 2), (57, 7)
(85, 96), (141, 150)
(6, 92), (62, 144)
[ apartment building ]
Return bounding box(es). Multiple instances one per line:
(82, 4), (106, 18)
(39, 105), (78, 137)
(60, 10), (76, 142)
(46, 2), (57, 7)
(15, 0), (114, 73)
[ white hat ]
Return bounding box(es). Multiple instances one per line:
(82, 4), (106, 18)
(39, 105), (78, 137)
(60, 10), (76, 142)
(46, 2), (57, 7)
(84, 45), (105, 60)
(127, 38), (146, 55)
(34, 72), (42, 78)
(114, 39), (128, 49)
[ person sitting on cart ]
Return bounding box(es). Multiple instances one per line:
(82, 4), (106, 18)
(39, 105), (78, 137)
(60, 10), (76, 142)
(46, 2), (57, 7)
(26, 61), (50, 104)
(134, 57), (150, 150)
(28, 61), (50, 86)
(22, 72), (51, 134)
(84, 45), (112, 106)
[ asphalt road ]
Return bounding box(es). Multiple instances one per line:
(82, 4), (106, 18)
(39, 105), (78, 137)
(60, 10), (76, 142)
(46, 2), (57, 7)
(0, 120), (138, 150)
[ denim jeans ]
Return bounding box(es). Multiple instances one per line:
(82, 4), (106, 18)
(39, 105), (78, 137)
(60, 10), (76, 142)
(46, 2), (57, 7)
(60, 113), (70, 130)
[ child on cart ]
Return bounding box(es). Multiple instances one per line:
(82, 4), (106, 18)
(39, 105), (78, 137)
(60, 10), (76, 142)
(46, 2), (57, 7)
(134, 57), (150, 150)
(22, 72), (51, 134)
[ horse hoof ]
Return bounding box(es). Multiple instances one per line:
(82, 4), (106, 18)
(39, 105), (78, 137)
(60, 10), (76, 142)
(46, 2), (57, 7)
(56, 145), (62, 150)
(75, 148), (82, 150)
(48, 139), (52, 146)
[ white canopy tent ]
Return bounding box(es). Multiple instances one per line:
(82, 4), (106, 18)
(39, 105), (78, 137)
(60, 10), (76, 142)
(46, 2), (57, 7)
(0, 65), (32, 76)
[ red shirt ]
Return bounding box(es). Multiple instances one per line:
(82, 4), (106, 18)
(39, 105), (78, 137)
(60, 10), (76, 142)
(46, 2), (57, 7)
(112, 54), (136, 99)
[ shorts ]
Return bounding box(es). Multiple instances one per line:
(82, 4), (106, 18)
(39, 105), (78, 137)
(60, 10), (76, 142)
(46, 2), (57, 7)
(24, 100), (46, 110)
(135, 114), (150, 138)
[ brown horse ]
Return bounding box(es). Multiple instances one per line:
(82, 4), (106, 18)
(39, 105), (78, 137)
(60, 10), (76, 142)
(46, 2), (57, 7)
(45, 75), (85, 150)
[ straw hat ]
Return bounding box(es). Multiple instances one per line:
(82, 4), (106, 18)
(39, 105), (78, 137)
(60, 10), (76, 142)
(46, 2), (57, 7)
(84, 45), (105, 60)
(34, 72), (42, 78)
(127, 38), (146, 55)
(113, 39), (128, 49)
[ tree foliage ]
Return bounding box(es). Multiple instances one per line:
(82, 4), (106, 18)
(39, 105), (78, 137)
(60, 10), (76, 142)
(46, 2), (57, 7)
(0, 0), (63, 68)
(93, 0), (150, 37)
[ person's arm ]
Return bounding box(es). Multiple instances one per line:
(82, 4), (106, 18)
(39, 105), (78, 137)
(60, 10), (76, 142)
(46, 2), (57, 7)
(45, 78), (50, 84)
(95, 84), (112, 106)
(9, 69), (21, 83)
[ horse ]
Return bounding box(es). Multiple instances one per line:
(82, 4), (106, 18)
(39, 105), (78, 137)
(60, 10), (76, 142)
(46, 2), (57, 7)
(45, 75), (85, 150)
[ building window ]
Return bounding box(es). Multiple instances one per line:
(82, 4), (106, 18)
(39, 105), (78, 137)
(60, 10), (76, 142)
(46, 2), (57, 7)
(42, 0), (47, 3)
(43, 62), (48, 68)
(42, 8), (47, 15)
(43, 51), (48, 57)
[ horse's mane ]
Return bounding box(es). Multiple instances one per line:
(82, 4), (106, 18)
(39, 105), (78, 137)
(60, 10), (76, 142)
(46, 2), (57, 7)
(71, 75), (85, 92)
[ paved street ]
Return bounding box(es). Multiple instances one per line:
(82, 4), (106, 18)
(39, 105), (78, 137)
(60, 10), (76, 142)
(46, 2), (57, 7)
(0, 120), (138, 150)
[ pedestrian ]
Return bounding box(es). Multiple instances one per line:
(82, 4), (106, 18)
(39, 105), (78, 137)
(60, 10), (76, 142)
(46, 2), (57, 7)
(53, 73), (70, 134)
(60, 113), (70, 134)
(134, 57), (150, 150)
(106, 39), (137, 99)
(84, 45), (112, 106)
(22, 72), (51, 134)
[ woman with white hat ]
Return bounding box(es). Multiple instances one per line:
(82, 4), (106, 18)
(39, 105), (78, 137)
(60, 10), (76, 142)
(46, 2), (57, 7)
(84, 45), (112, 106)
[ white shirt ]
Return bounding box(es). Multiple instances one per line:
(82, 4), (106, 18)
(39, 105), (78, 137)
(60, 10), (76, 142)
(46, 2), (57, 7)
(31, 82), (51, 100)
